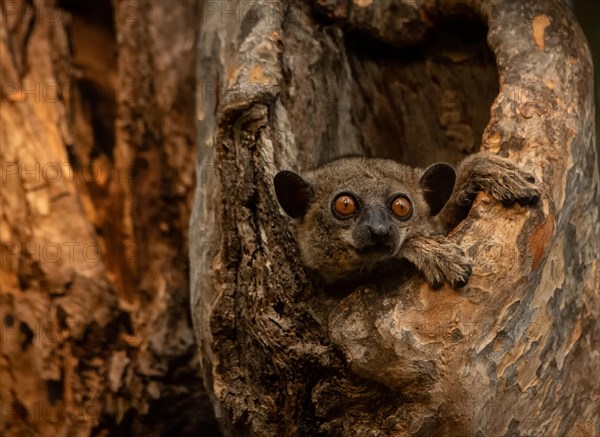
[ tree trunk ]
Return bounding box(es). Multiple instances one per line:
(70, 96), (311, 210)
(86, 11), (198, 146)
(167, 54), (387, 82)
(1, 0), (218, 435)
(191, 0), (599, 435)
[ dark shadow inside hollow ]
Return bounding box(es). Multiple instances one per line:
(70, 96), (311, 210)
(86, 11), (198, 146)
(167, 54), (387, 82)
(341, 17), (499, 168)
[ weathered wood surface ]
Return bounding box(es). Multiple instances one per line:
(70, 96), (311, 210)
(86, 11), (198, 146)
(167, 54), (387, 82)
(0, 0), (217, 435)
(191, 0), (599, 435)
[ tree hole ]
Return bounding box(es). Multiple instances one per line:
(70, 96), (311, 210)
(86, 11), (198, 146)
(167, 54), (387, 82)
(344, 16), (499, 167)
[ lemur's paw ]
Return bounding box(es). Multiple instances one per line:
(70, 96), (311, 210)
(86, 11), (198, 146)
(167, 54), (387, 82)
(460, 154), (541, 208)
(421, 243), (472, 290)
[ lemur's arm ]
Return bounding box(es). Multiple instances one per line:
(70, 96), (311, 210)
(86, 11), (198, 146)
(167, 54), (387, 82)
(437, 153), (541, 233)
(400, 235), (472, 289)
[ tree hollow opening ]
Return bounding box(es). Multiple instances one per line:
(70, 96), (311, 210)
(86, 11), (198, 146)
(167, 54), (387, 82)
(342, 17), (499, 168)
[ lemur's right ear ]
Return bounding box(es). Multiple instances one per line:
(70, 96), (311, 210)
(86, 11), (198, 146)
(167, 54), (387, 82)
(274, 171), (314, 219)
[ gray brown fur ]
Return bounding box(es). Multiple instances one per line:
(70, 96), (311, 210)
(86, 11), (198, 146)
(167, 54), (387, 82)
(274, 153), (540, 289)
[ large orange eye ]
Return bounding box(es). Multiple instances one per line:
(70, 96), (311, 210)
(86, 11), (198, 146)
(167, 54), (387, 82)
(333, 195), (357, 217)
(391, 196), (412, 219)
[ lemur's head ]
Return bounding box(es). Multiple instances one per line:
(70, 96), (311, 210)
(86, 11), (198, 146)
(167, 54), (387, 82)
(274, 157), (456, 282)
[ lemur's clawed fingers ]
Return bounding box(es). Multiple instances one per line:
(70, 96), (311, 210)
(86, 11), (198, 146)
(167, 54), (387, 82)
(455, 154), (542, 209)
(452, 263), (472, 289)
(405, 237), (472, 290)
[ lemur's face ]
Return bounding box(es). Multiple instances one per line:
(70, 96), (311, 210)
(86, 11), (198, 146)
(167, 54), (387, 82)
(274, 157), (456, 283)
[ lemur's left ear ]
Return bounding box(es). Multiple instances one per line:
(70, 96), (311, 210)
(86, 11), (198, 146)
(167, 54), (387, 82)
(419, 163), (456, 216)
(274, 171), (314, 219)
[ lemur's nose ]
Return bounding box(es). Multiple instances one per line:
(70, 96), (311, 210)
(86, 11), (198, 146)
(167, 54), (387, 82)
(369, 224), (391, 240)
(366, 209), (391, 240)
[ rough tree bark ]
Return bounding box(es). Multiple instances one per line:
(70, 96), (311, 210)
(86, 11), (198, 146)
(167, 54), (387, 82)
(1, 0), (218, 435)
(191, 0), (599, 435)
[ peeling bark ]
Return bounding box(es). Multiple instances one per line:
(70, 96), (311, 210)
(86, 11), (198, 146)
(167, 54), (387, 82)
(191, 0), (599, 435)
